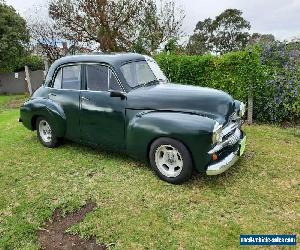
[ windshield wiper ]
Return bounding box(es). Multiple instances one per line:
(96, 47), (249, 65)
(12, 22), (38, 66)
(131, 79), (160, 90)
(143, 79), (160, 86)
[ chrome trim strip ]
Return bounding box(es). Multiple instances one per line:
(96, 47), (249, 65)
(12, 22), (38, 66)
(206, 150), (240, 175)
(208, 128), (241, 154)
(48, 62), (125, 92)
(221, 122), (239, 137)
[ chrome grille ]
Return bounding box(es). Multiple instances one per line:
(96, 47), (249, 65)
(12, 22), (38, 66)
(208, 121), (242, 154)
(226, 129), (241, 146)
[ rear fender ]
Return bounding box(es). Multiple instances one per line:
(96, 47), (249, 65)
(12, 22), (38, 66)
(20, 98), (66, 137)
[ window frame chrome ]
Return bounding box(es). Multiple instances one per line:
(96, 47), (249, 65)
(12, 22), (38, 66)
(47, 62), (125, 92)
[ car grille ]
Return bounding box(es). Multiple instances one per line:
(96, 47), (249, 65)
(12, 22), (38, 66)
(208, 120), (242, 154)
(225, 128), (241, 146)
(221, 120), (242, 146)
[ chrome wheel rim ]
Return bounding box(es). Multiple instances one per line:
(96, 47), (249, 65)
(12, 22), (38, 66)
(38, 120), (52, 143)
(155, 145), (183, 178)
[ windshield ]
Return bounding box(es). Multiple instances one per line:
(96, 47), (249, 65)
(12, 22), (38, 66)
(145, 56), (168, 82)
(120, 57), (168, 88)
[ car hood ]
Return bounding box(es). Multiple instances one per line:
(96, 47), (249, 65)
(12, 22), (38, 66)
(126, 83), (235, 124)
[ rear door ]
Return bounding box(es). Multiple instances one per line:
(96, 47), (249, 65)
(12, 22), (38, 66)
(80, 64), (126, 151)
(48, 64), (82, 141)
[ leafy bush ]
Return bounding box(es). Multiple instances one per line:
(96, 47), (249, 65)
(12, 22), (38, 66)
(155, 46), (300, 124)
(155, 49), (266, 105)
(255, 42), (300, 123)
(13, 55), (44, 72)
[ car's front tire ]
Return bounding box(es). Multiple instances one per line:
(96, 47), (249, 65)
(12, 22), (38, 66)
(36, 117), (59, 148)
(149, 137), (193, 184)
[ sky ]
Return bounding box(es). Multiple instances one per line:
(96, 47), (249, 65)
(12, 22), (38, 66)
(5, 0), (300, 41)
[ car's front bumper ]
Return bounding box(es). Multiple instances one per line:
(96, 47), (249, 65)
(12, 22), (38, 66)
(206, 133), (246, 175)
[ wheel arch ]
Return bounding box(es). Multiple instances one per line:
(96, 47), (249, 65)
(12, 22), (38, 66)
(20, 98), (67, 137)
(31, 115), (39, 130)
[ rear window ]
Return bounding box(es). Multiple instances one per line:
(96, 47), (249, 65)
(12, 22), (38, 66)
(62, 65), (81, 90)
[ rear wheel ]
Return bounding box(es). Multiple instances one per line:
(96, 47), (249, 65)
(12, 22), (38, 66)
(36, 117), (59, 148)
(149, 138), (193, 184)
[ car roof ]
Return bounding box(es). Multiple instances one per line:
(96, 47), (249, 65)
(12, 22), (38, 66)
(44, 53), (147, 91)
(53, 53), (146, 67)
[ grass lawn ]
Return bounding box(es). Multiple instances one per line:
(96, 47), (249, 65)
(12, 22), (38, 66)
(0, 95), (299, 249)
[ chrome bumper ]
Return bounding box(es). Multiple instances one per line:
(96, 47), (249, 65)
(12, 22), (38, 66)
(206, 150), (240, 175)
(206, 131), (246, 175)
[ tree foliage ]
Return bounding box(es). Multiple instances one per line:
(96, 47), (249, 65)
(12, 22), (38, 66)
(186, 18), (213, 55)
(248, 33), (276, 46)
(28, 19), (66, 62)
(187, 9), (251, 55)
(48, 0), (184, 54)
(0, 2), (29, 72)
(14, 55), (44, 72)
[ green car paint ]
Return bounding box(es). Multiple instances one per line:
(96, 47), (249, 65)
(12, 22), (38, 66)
(20, 53), (245, 173)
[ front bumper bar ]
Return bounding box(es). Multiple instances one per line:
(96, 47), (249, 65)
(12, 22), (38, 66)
(206, 150), (240, 175)
(206, 135), (246, 175)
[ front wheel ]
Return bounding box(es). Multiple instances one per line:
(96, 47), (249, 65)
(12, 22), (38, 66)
(36, 117), (59, 148)
(149, 138), (193, 184)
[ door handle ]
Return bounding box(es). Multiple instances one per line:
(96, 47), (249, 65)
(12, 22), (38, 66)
(48, 93), (56, 97)
(81, 96), (90, 101)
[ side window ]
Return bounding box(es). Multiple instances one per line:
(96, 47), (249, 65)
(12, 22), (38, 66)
(62, 65), (81, 90)
(53, 68), (62, 89)
(86, 65), (108, 91)
(109, 69), (122, 91)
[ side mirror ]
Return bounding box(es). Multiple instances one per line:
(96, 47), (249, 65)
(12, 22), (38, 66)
(109, 90), (126, 100)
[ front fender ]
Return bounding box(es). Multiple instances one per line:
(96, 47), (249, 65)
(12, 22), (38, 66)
(20, 98), (66, 137)
(126, 111), (216, 172)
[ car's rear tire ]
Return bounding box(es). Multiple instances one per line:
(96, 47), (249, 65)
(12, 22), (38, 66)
(36, 117), (59, 148)
(149, 137), (193, 184)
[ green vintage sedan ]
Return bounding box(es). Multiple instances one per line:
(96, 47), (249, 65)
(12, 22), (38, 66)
(19, 53), (246, 184)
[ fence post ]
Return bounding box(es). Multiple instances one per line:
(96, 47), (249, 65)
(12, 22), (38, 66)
(44, 59), (49, 76)
(24, 66), (32, 96)
(247, 94), (253, 124)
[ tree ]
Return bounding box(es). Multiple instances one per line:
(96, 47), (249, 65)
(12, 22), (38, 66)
(0, 2), (29, 72)
(248, 33), (276, 45)
(28, 19), (65, 62)
(187, 9), (251, 55)
(186, 18), (214, 55)
(48, 0), (184, 54)
(132, 0), (185, 54)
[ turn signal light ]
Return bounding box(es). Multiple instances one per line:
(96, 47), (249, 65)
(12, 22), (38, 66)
(211, 154), (218, 161)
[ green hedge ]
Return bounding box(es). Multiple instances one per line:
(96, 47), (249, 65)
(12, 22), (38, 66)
(155, 48), (300, 124)
(155, 50), (267, 102)
(14, 55), (44, 72)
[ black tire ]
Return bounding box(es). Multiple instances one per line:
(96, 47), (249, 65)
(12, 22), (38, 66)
(149, 137), (193, 184)
(36, 117), (59, 148)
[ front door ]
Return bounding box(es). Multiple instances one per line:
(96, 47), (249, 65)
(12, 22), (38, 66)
(80, 64), (126, 151)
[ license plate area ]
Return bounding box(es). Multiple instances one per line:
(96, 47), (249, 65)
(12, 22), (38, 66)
(239, 136), (246, 156)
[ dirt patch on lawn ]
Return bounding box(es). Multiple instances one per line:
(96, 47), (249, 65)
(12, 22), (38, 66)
(38, 202), (106, 250)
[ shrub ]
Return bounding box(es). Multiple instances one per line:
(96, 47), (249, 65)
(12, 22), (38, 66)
(255, 42), (300, 123)
(155, 46), (300, 124)
(13, 55), (44, 72)
(155, 49), (266, 105)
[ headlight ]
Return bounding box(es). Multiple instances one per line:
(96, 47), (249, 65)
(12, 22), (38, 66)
(239, 102), (246, 117)
(212, 122), (223, 144)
